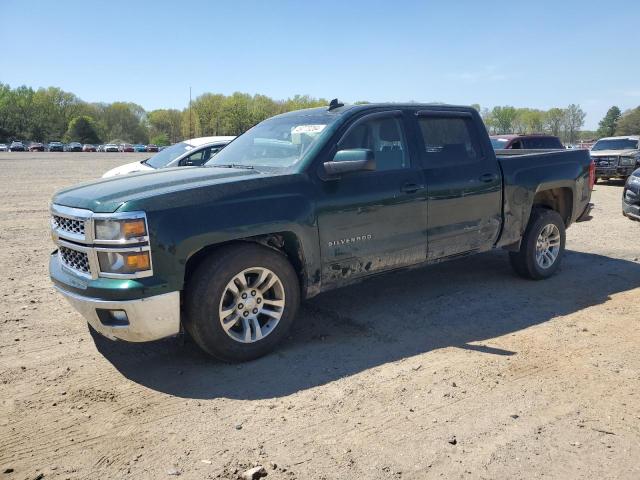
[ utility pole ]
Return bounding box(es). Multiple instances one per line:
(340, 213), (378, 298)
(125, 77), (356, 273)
(189, 86), (193, 139)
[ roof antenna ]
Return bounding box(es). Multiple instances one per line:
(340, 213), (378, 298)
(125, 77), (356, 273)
(328, 98), (344, 111)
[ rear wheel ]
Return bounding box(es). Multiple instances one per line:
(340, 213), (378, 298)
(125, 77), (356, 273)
(184, 244), (300, 362)
(509, 208), (566, 280)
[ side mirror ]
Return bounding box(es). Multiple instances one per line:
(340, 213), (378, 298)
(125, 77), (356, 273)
(323, 149), (376, 176)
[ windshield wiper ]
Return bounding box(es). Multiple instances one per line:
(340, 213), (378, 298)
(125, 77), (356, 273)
(210, 164), (254, 170)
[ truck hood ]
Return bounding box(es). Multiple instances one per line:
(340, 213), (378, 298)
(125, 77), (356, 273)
(52, 166), (265, 213)
(590, 149), (638, 157)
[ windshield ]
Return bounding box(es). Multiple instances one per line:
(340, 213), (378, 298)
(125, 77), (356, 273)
(206, 111), (339, 169)
(490, 138), (510, 149)
(145, 142), (197, 168)
(592, 139), (638, 151)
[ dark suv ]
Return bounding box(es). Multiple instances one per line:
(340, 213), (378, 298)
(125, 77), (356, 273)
(490, 134), (564, 150)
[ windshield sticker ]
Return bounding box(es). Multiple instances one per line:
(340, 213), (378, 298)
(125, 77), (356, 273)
(292, 125), (326, 134)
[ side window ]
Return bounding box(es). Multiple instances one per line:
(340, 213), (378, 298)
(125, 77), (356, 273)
(181, 147), (211, 166)
(510, 140), (522, 149)
(340, 116), (408, 170)
(417, 116), (481, 165)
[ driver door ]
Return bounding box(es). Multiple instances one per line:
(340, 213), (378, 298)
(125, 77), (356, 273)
(315, 111), (428, 286)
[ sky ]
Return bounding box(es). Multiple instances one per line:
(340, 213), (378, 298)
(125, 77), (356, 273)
(2, 0), (639, 130)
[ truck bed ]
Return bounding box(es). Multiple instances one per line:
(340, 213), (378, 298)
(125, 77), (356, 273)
(495, 148), (592, 248)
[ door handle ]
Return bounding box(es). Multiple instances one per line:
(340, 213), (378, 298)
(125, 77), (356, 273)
(479, 173), (498, 183)
(401, 183), (424, 194)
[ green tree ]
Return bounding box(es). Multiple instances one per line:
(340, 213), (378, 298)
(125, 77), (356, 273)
(221, 92), (253, 135)
(563, 104), (586, 144)
(615, 107), (640, 135)
(64, 115), (101, 143)
(545, 108), (566, 137)
(150, 133), (170, 146)
(100, 102), (149, 143)
(597, 106), (621, 138)
(148, 109), (182, 143)
(490, 106), (518, 134)
(519, 109), (545, 134)
(192, 94), (226, 136)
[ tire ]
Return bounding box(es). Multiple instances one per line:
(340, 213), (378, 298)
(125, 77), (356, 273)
(184, 243), (300, 362)
(509, 207), (566, 280)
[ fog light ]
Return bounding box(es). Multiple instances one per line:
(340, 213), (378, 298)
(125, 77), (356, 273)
(96, 309), (129, 327)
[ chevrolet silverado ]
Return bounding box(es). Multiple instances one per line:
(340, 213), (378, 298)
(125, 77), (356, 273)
(49, 101), (594, 361)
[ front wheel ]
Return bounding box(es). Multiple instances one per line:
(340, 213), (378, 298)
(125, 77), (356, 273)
(509, 208), (566, 280)
(184, 244), (300, 362)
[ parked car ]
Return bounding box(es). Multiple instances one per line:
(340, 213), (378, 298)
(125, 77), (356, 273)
(134, 144), (147, 152)
(28, 142), (45, 152)
(120, 144), (134, 152)
(65, 142), (83, 152)
(589, 135), (640, 182)
(622, 168), (640, 221)
(50, 102), (593, 361)
(48, 141), (64, 152)
(490, 134), (564, 150)
(104, 144), (119, 152)
(147, 144), (159, 152)
(102, 136), (235, 177)
(82, 144), (97, 152)
(9, 141), (26, 151)
(0, 144), (7, 152)
(97, 145), (105, 152)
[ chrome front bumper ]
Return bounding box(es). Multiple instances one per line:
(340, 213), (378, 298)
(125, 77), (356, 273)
(55, 286), (181, 342)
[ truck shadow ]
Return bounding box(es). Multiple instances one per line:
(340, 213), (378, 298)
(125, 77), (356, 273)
(92, 250), (640, 400)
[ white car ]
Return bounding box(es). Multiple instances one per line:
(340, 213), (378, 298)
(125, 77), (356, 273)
(104, 144), (119, 152)
(102, 136), (235, 178)
(0, 144), (7, 152)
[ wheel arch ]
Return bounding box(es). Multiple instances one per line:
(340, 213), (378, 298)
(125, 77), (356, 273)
(183, 231), (309, 298)
(532, 186), (574, 226)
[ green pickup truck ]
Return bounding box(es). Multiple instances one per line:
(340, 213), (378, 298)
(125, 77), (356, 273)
(49, 101), (594, 361)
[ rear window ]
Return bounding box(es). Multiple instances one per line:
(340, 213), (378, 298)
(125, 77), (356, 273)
(418, 116), (481, 165)
(523, 137), (563, 149)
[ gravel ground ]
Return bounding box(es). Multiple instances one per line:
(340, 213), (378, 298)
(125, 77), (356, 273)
(1, 152), (639, 480)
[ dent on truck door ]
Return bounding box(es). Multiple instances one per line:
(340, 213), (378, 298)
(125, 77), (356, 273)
(316, 113), (427, 286)
(416, 112), (502, 260)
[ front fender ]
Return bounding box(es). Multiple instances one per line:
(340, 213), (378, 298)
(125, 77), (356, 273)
(121, 176), (321, 297)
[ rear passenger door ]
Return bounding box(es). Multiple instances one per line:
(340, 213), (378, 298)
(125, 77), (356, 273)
(415, 111), (502, 260)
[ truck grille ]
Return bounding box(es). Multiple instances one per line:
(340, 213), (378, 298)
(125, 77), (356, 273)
(52, 215), (86, 236)
(59, 245), (90, 275)
(595, 156), (618, 167)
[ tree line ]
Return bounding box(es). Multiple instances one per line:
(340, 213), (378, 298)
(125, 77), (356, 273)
(473, 103), (640, 144)
(1, 82), (639, 146)
(0, 84), (328, 145)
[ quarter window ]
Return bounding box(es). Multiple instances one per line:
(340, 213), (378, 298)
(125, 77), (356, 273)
(418, 116), (481, 165)
(340, 116), (409, 170)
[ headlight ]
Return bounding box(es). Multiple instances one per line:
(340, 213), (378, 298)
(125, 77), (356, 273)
(629, 175), (640, 185)
(97, 249), (151, 275)
(94, 216), (147, 242)
(620, 157), (635, 166)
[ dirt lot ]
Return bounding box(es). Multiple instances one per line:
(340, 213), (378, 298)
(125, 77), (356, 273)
(1, 152), (639, 480)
